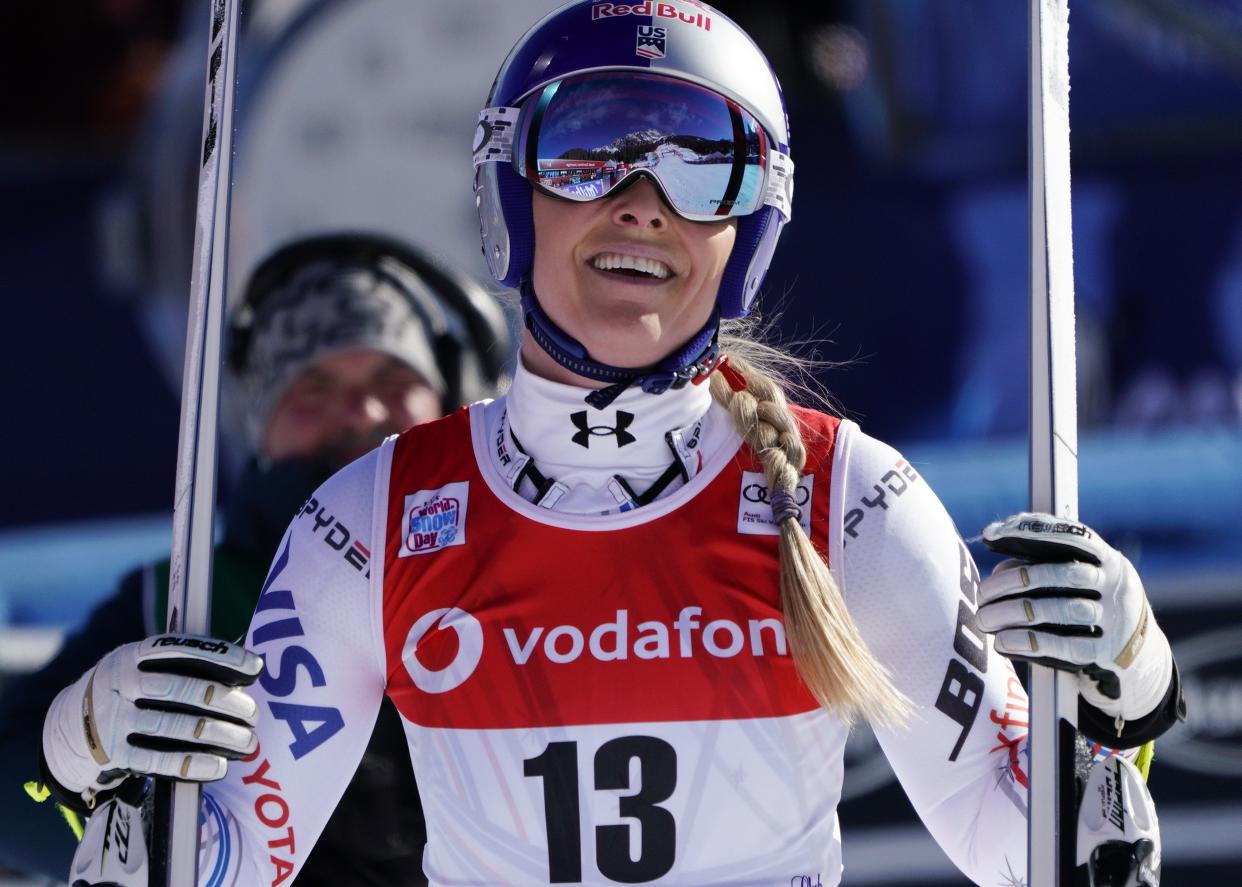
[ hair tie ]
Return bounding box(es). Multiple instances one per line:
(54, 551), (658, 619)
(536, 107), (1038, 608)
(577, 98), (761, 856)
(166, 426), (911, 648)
(712, 355), (748, 392)
(769, 489), (802, 525)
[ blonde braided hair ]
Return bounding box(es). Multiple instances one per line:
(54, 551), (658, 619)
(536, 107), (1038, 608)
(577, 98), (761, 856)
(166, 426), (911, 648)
(709, 349), (912, 728)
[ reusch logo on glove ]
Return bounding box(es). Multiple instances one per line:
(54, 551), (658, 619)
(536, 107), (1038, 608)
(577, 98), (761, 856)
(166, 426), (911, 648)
(151, 636), (231, 656)
(1015, 518), (1092, 538)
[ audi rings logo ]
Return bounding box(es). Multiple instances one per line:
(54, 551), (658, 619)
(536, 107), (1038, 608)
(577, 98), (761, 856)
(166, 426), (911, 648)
(738, 471), (814, 537)
(742, 483), (810, 506)
(1159, 625), (1242, 777)
(402, 608), (484, 694)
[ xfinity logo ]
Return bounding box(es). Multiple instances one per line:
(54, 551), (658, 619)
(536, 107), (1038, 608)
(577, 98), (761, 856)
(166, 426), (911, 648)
(401, 606), (788, 693)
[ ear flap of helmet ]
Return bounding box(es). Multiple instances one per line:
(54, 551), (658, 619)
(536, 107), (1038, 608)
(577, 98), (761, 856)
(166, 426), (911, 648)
(478, 161), (536, 289)
(718, 205), (784, 318)
(476, 162), (509, 283)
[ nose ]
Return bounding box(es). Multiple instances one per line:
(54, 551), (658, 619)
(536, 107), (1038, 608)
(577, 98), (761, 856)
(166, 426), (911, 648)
(610, 176), (669, 230)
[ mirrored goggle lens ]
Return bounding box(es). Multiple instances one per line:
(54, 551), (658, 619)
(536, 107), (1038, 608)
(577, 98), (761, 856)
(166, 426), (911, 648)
(517, 72), (770, 221)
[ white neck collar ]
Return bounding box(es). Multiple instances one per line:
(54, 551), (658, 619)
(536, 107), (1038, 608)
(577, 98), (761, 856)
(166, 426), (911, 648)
(502, 358), (714, 510)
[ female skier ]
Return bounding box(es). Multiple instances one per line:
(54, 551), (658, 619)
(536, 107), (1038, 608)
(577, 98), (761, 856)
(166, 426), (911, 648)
(43, 2), (1182, 884)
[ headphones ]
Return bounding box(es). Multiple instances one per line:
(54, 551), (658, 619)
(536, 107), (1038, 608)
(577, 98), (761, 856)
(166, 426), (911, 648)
(227, 232), (513, 412)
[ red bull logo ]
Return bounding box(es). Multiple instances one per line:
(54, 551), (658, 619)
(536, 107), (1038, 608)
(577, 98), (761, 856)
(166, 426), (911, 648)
(591, 2), (712, 32)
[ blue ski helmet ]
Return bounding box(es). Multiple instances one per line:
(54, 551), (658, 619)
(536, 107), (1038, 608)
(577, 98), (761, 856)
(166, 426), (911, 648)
(474, 0), (793, 319)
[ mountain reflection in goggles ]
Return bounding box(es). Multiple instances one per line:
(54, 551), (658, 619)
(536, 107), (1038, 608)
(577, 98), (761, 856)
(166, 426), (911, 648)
(516, 72), (769, 221)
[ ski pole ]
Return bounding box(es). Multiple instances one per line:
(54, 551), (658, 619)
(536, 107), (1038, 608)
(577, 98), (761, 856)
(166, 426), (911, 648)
(151, 0), (241, 884)
(1027, 0), (1081, 883)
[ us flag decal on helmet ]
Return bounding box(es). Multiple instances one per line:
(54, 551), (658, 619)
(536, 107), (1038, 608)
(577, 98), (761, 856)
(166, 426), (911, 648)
(636, 25), (667, 59)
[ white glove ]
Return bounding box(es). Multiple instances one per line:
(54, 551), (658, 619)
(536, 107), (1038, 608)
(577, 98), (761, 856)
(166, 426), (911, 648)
(977, 513), (1173, 725)
(43, 634), (263, 807)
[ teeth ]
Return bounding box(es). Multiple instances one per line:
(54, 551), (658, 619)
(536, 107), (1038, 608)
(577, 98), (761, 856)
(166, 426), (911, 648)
(592, 253), (671, 279)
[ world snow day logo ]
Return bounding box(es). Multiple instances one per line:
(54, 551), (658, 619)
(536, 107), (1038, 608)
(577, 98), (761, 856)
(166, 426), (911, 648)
(401, 482), (469, 557)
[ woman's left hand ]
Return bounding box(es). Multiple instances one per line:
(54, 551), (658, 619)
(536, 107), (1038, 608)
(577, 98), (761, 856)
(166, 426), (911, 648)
(975, 513), (1174, 727)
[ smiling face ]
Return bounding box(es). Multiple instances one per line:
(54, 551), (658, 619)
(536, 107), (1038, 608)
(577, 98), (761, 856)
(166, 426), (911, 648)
(525, 177), (736, 383)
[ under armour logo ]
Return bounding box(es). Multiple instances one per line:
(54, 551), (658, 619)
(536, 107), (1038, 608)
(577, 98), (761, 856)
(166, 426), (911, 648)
(570, 410), (636, 448)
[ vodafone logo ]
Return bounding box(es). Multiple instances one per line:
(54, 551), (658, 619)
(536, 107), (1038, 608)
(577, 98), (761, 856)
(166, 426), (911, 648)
(402, 608), (484, 694)
(402, 605), (791, 695)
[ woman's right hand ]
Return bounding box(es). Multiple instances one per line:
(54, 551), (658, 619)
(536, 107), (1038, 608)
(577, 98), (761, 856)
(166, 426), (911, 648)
(42, 634), (263, 806)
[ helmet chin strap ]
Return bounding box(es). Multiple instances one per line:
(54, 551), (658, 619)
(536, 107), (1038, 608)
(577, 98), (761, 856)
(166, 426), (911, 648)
(520, 278), (722, 410)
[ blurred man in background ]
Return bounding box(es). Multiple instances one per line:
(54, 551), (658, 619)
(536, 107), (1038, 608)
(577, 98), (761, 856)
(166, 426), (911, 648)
(0, 232), (511, 885)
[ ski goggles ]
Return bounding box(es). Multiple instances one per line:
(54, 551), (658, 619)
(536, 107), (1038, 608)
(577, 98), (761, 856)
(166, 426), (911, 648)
(474, 71), (792, 223)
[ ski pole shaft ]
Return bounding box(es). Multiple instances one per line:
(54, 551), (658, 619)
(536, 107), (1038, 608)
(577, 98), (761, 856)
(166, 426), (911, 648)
(151, 0), (241, 884)
(1027, 0), (1081, 883)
